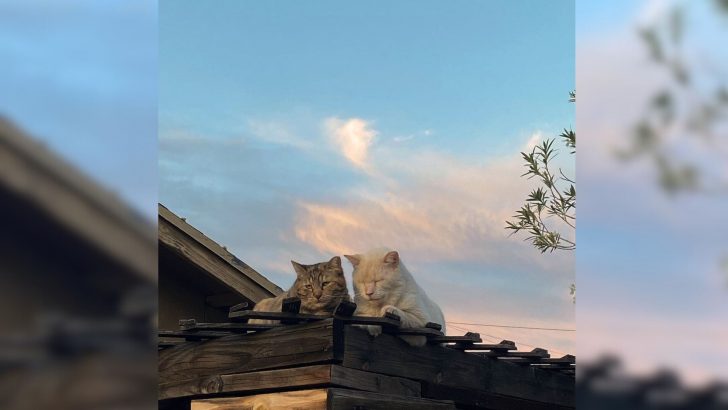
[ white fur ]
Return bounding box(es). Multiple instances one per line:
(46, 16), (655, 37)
(346, 248), (446, 346)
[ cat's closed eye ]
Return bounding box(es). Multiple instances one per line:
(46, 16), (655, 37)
(322, 281), (331, 286)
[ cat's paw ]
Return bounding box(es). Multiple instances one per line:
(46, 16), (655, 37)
(364, 324), (382, 337)
(380, 305), (403, 319)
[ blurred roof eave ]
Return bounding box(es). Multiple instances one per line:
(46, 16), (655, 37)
(0, 116), (156, 284)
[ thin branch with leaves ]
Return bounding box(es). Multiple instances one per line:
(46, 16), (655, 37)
(506, 95), (576, 253)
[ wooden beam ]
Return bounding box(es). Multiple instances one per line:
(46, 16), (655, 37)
(422, 383), (574, 410)
(178, 319), (280, 332)
(159, 216), (277, 303)
(159, 319), (343, 385)
(191, 388), (455, 410)
(159, 204), (283, 300)
(159, 364), (421, 400)
(191, 389), (328, 410)
(341, 325), (573, 408)
(328, 388), (455, 410)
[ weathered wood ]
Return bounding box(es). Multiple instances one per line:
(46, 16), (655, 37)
(333, 300), (356, 317)
(428, 332), (482, 344)
(478, 348), (551, 359)
(228, 310), (325, 322)
(395, 327), (444, 337)
(228, 311), (403, 329)
(338, 315), (401, 328)
(159, 319), (342, 385)
(191, 389), (327, 410)
(158, 330), (233, 340)
(191, 388), (455, 410)
(160, 365), (331, 401)
(229, 301), (249, 313)
(341, 326), (573, 408)
(327, 388), (456, 410)
(281, 297), (302, 324)
(179, 319), (280, 332)
(159, 216), (278, 303)
(426, 322), (443, 331)
(422, 383), (573, 410)
(456, 340), (517, 351)
(329, 365), (420, 397)
(159, 204), (283, 299)
(159, 364), (421, 400)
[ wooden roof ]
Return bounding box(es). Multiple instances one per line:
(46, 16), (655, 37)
(0, 117), (156, 283)
(158, 203), (284, 302)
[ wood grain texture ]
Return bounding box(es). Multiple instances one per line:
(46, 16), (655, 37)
(191, 389), (327, 410)
(159, 204), (283, 297)
(159, 364), (421, 400)
(341, 325), (574, 408)
(159, 217), (276, 303)
(159, 319), (342, 386)
(327, 388), (455, 410)
(191, 388), (454, 410)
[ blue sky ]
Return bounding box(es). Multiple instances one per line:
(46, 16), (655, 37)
(160, 0), (575, 353)
(0, 0), (158, 220)
(577, 0), (728, 384)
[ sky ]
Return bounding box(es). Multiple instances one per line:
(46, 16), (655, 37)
(159, 0), (576, 354)
(0, 0), (157, 221)
(577, 0), (728, 385)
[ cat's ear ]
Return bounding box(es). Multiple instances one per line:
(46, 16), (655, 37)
(344, 254), (361, 268)
(383, 250), (399, 266)
(291, 260), (307, 277)
(328, 256), (342, 270)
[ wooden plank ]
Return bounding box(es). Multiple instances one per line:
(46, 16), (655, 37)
(159, 319), (343, 385)
(337, 316), (401, 328)
(328, 388), (456, 410)
(457, 341), (517, 351)
(178, 320), (280, 332)
(428, 332), (482, 344)
(161, 364), (332, 400)
(229, 310), (327, 322)
(333, 300), (356, 317)
(158, 330), (233, 340)
(330, 366), (420, 397)
(159, 364), (421, 400)
(191, 388), (455, 410)
(228, 311), (402, 328)
(159, 216), (277, 303)
(477, 348), (551, 359)
(159, 204), (283, 298)
(191, 389), (328, 410)
(341, 325), (573, 408)
(396, 327), (444, 337)
(229, 301), (249, 313)
(422, 383), (573, 410)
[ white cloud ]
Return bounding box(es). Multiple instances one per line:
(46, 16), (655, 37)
(247, 119), (311, 149)
(524, 131), (543, 151)
(324, 117), (378, 169)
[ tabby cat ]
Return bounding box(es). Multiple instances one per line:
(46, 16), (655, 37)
(249, 256), (350, 324)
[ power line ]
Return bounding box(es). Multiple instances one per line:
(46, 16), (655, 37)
(447, 321), (575, 332)
(446, 323), (569, 357)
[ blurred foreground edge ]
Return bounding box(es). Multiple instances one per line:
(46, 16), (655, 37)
(0, 117), (157, 410)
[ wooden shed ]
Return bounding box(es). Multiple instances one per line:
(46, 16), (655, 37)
(158, 204), (283, 331)
(159, 300), (575, 409)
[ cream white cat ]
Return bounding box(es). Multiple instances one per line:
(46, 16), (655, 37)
(345, 248), (445, 346)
